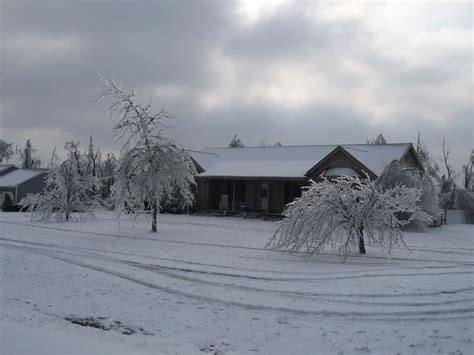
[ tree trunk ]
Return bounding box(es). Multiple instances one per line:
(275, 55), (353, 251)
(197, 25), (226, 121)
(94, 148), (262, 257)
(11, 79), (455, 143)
(358, 226), (366, 254)
(151, 201), (158, 233)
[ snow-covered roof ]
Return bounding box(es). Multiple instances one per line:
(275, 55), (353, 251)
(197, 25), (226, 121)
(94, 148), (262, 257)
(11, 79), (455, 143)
(189, 143), (413, 179)
(0, 169), (47, 187)
(0, 164), (16, 174)
(191, 145), (335, 178)
(188, 150), (219, 171)
(324, 167), (359, 177)
(343, 144), (411, 177)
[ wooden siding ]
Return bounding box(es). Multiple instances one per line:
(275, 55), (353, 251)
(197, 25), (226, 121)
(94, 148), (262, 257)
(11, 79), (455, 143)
(16, 173), (48, 203)
(307, 148), (373, 180)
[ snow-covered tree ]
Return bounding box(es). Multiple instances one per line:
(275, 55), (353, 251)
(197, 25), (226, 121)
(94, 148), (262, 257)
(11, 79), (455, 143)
(229, 134), (244, 148)
(376, 160), (440, 219)
(85, 135), (102, 179)
(439, 138), (456, 211)
(376, 160), (419, 189)
(419, 176), (440, 219)
(267, 175), (431, 256)
(366, 133), (387, 145)
(18, 139), (41, 168)
(65, 141), (84, 174)
(462, 149), (473, 191)
(101, 152), (117, 199)
(442, 138), (454, 181)
(21, 143), (101, 222)
(415, 132), (440, 183)
(0, 139), (14, 162)
(95, 74), (196, 232)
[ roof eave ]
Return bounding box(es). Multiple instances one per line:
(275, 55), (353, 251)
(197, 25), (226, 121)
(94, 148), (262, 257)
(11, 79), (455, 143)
(196, 175), (307, 181)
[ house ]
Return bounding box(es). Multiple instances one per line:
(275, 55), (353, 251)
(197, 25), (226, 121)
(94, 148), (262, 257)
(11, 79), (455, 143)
(0, 165), (49, 206)
(189, 143), (423, 215)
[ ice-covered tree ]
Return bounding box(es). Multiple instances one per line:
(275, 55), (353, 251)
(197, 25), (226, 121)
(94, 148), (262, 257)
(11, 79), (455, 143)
(229, 134), (244, 148)
(376, 160), (440, 219)
(267, 175), (431, 256)
(101, 152), (117, 199)
(85, 135), (102, 179)
(95, 74), (196, 232)
(462, 149), (473, 191)
(18, 139), (41, 168)
(0, 139), (14, 162)
(21, 143), (101, 222)
(442, 138), (454, 181)
(376, 160), (419, 189)
(366, 133), (387, 145)
(415, 132), (440, 183)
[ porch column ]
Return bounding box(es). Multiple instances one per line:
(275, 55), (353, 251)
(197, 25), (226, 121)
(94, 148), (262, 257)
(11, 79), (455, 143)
(232, 180), (236, 212)
(204, 179), (210, 210)
(266, 180), (270, 213)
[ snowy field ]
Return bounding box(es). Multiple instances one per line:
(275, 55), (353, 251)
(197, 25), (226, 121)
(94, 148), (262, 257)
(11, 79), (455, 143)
(0, 212), (473, 355)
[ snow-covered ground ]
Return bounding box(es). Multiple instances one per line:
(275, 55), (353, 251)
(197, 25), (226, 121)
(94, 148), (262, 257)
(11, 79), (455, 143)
(1, 211), (472, 354)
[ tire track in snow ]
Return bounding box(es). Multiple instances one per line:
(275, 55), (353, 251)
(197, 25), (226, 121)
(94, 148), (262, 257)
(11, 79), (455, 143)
(3, 242), (474, 322)
(2, 242), (474, 314)
(1, 220), (473, 265)
(126, 260), (474, 307)
(0, 236), (398, 276)
(1, 237), (472, 282)
(124, 260), (474, 282)
(6, 231), (468, 276)
(239, 254), (474, 267)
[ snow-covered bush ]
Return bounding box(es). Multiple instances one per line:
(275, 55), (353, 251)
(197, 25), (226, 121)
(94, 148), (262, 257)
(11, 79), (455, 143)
(95, 74), (196, 232)
(21, 146), (101, 222)
(267, 175), (431, 256)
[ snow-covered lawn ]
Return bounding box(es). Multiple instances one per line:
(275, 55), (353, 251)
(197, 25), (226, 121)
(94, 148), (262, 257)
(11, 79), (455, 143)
(1, 212), (472, 354)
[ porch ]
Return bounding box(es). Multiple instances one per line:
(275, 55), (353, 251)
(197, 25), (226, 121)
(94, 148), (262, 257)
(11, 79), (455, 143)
(195, 178), (304, 214)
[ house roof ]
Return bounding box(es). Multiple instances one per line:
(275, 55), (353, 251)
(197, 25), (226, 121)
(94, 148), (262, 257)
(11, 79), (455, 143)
(342, 144), (412, 177)
(189, 143), (414, 179)
(188, 150), (219, 172)
(0, 169), (47, 187)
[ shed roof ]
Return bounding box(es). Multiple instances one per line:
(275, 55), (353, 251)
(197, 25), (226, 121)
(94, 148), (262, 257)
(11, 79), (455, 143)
(0, 169), (47, 187)
(189, 143), (413, 179)
(0, 164), (16, 174)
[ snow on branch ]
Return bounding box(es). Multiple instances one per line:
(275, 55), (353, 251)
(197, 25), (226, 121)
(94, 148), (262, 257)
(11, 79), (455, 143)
(95, 74), (196, 232)
(95, 74), (172, 150)
(21, 144), (101, 222)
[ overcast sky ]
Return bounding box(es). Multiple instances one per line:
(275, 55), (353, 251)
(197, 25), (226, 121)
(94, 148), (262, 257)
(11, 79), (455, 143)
(1, 0), (472, 174)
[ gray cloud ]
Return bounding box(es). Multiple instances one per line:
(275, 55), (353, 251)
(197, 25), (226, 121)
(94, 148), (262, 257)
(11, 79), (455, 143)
(1, 0), (472, 173)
